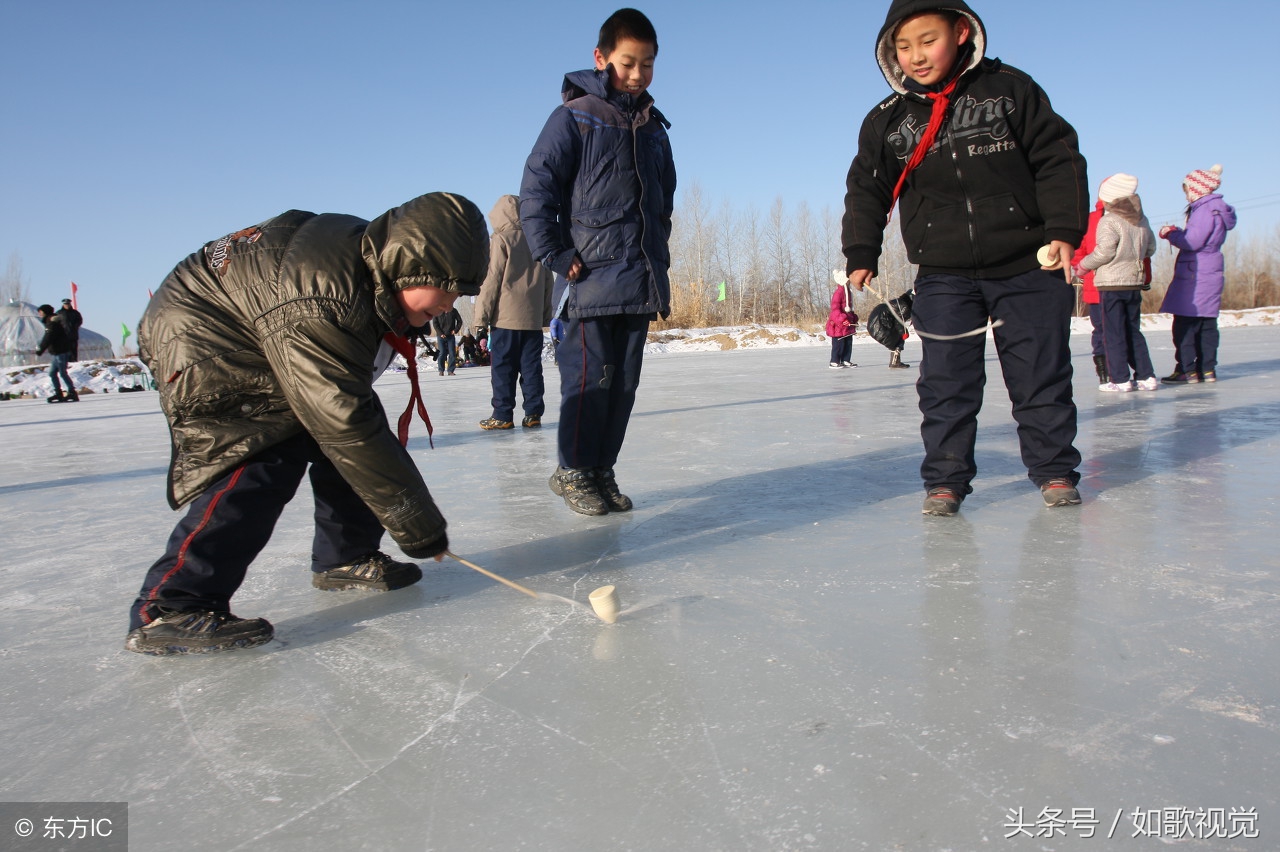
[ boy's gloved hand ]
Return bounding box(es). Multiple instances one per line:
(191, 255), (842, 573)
(550, 317), (565, 342)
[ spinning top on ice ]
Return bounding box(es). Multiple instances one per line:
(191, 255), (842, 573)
(589, 585), (621, 624)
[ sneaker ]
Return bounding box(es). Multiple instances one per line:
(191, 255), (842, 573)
(1162, 371), (1200, 384)
(549, 466), (608, 515)
(594, 467), (633, 512)
(521, 415), (542, 428)
(922, 486), (962, 516)
(841, 361), (856, 368)
(1137, 377), (1160, 391)
(1040, 478), (1082, 508)
(124, 609), (274, 655)
(1099, 380), (1136, 392)
(479, 418), (514, 430)
(312, 551), (423, 591)
(829, 362), (842, 369)
(1201, 371), (1217, 383)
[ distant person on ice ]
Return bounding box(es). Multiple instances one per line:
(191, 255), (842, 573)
(520, 7), (676, 516)
(840, 0), (1089, 516)
(34, 303), (78, 403)
(475, 194), (554, 431)
(826, 280), (858, 368)
(57, 298), (83, 361)
(1159, 165), (1237, 384)
(125, 192), (489, 656)
(1075, 173), (1158, 393)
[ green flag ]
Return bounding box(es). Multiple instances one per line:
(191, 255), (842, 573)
(716, 281), (726, 302)
(121, 322), (131, 342)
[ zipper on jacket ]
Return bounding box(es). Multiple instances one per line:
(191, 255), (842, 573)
(631, 105), (658, 313)
(942, 120), (982, 270)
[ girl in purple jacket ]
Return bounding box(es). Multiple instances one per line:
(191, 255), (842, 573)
(1159, 165), (1237, 383)
(826, 282), (859, 368)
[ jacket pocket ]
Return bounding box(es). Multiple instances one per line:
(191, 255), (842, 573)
(571, 206), (630, 267)
(904, 201), (968, 267)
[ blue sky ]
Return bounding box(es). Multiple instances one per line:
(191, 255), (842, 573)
(3, 0), (1278, 345)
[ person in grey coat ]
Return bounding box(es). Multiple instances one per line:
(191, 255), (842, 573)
(1077, 174), (1157, 392)
(475, 194), (554, 430)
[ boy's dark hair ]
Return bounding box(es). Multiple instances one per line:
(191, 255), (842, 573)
(893, 9), (961, 38)
(37, 304), (54, 316)
(598, 8), (658, 56)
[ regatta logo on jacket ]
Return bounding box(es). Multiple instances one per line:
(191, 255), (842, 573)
(205, 226), (263, 274)
(886, 93), (1017, 161)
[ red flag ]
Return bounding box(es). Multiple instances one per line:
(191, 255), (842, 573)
(70, 281), (79, 310)
(147, 289), (154, 299)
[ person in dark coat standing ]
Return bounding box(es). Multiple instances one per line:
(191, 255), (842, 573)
(841, 0), (1088, 516)
(57, 299), (83, 361)
(520, 8), (676, 516)
(35, 304), (78, 403)
(431, 307), (463, 375)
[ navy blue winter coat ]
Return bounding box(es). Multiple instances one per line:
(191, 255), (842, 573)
(519, 68), (676, 320)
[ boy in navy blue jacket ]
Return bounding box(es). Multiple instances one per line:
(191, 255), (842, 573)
(520, 7), (676, 516)
(842, 0), (1088, 515)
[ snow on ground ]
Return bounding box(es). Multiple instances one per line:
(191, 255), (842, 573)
(4, 308), (1278, 399)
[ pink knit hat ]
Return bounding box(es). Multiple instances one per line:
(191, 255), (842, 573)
(1183, 165), (1223, 200)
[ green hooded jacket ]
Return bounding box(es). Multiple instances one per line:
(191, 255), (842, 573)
(138, 192), (487, 557)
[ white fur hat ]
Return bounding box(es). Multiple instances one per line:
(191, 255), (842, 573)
(1098, 173), (1139, 204)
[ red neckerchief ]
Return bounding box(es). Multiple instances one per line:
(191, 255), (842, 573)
(889, 74), (960, 216)
(383, 332), (433, 448)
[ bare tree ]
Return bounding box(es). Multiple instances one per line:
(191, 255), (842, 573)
(1, 253), (31, 305)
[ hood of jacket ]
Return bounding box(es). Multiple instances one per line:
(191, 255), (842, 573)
(488, 194), (521, 235)
(561, 68), (663, 123)
(876, 0), (987, 95)
(1106, 194), (1145, 225)
(361, 192), (489, 329)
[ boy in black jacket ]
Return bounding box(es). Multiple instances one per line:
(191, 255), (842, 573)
(842, 0), (1088, 515)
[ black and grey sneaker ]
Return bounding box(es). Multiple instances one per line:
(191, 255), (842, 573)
(521, 415), (542, 428)
(549, 466), (608, 515)
(1040, 478), (1082, 508)
(922, 486), (963, 516)
(124, 609), (274, 655)
(594, 467), (633, 512)
(312, 551), (423, 591)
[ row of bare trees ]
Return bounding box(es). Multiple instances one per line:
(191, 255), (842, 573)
(661, 184), (1280, 330)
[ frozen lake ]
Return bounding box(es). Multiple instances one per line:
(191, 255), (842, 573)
(1, 327), (1276, 851)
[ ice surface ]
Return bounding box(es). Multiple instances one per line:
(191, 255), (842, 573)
(2, 328), (1277, 851)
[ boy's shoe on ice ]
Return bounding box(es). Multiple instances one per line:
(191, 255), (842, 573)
(1040, 478), (1082, 507)
(549, 467), (608, 515)
(828, 362), (842, 369)
(479, 417), (514, 430)
(1201, 371), (1217, 383)
(594, 467), (633, 512)
(1099, 380), (1136, 392)
(841, 361), (856, 368)
(312, 551), (423, 591)
(922, 486), (962, 516)
(1162, 371), (1200, 384)
(522, 415), (542, 428)
(1137, 376), (1160, 391)
(125, 609), (274, 655)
